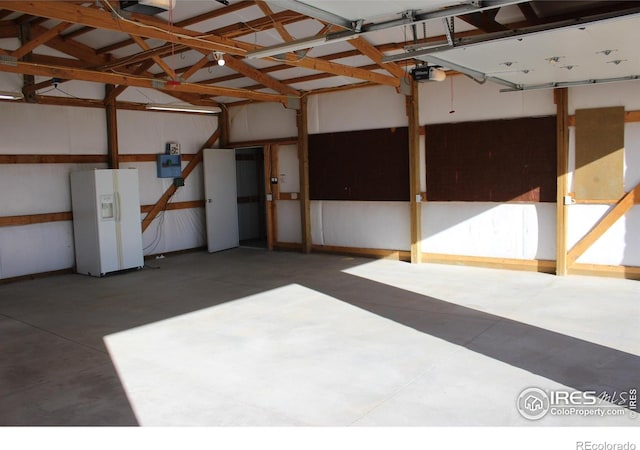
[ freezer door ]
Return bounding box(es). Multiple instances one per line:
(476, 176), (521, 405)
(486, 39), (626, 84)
(94, 171), (120, 274)
(114, 169), (144, 270)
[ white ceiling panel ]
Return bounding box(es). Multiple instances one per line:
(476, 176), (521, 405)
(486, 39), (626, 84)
(427, 15), (640, 87)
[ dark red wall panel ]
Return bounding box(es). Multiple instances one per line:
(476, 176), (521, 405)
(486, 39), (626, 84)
(426, 116), (557, 202)
(309, 127), (409, 201)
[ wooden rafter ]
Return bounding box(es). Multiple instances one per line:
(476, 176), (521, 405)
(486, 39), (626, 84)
(0, 1), (248, 55)
(0, 1), (399, 88)
(12, 21), (73, 58)
(104, 60), (156, 104)
(0, 20), (17, 38)
(217, 52), (300, 97)
(0, 60), (288, 103)
(348, 37), (407, 80)
(21, 25), (212, 106)
(244, 63), (381, 91)
(181, 54), (211, 81)
(0, 9), (15, 20)
(130, 34), (177, 79)
(30, 23), (104, 65)
(256, 2), (295, 42)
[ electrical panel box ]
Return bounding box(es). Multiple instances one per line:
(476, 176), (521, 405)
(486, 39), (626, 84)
(157, 154), (182, 178)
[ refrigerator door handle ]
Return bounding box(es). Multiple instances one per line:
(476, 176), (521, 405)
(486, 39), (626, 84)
(115, 192), (122, 222)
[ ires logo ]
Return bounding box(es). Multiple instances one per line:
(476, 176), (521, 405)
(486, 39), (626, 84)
(517, 387), (637, 421)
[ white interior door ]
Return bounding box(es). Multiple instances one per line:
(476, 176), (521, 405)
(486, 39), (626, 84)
(203, 148), (239, 252)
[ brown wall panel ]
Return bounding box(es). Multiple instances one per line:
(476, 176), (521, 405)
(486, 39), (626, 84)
(426, 116), (557, 202)
(574, 107), (625, 200)
(309, 127), (409, 201)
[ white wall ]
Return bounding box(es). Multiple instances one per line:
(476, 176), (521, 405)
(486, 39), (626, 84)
(3, 72), (638, 277)
(229, 102), (298, 142)
(0, 101), (109, 279)
(0, 95), (218, 279)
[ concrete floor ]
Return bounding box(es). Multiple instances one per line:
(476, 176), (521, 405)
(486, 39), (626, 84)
(0, 248), (638, 426)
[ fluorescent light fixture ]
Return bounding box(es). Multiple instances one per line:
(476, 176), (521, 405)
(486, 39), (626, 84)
(0, 90), (24, 100)
(245, 31), (359, 60)
(145, 104), (222, 114)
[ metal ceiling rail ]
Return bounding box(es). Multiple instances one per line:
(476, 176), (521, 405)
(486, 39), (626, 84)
(500, 75), (640, 92)
(249, 0), (526, 59)
(383, 5), (640, 63)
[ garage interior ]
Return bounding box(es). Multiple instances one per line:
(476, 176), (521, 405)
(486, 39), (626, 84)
(0, 0), (639, 427)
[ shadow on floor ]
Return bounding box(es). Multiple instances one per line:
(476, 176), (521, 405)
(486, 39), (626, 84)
(0, 249), (637, 425)
(302, 272), (639, 405)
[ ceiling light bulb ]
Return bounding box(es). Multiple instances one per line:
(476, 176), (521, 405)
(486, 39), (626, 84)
(217, 58), (225, 66)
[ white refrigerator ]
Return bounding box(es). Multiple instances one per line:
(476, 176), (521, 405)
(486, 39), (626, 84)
(70, 169), (144, 277)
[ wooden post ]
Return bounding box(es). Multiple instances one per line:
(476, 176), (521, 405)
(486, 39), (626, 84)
(263, 144), (274, 250)
(219, 104), (230, 148)
(105, 84), (119, 169)
(408, 79), (422, 264)
(18, 23), (36, 103)
(271, 144), (280, 245)
(555, 88), (569, 275)
(296, 96), (312, 254)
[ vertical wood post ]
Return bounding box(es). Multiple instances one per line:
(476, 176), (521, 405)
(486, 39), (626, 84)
(555, 87), (570, 275)
(219, 104), (230, 148)
(408, 80), (422, 264)
(18, 23), (37, 103)
(105, 84), (119, 169)
(296, 96), (312, 253)
(264, 144), (276, 250)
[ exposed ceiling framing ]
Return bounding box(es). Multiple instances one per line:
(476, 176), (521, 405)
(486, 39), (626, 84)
(0, 0), (638, 109)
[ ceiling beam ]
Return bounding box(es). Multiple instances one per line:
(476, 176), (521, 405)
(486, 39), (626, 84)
(0, 1), (248, 55)
(103, 59), (156, 104)
(256, 2), (295, 42)
(348, 36), (407, 80)
(12, 21), (73, 58)
(217, 52), (300, 96)
(96, 10), (306, 56)
(180, 54), (212, 81)
(0, 20), (18, 38)
(0, 60), (288, 103)
(30, 23), (104, 65)
(130, 34), (177, 79)
(277, 52), (399, 87)
(244, 63), (381, 91)
(0, 9), (15, 20)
